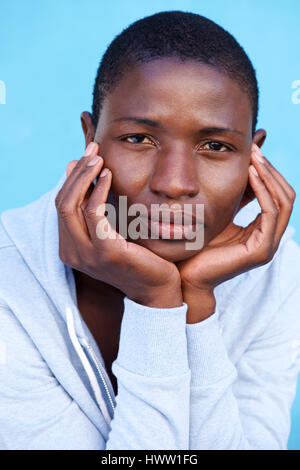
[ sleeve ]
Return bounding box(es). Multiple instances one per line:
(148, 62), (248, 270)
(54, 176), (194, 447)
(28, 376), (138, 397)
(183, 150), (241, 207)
(186, 284), (300, 450)
(106, 296), (191, 450)
(0, 305), (105, 450)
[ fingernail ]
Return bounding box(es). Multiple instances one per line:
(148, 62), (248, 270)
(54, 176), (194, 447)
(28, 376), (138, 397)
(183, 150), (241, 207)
(87, 155), (102, 166)
(100, 168), (110, 177)
(250, 165), (258, 176)
(83, 142), (98, 157)
(252, 145), (264, 163)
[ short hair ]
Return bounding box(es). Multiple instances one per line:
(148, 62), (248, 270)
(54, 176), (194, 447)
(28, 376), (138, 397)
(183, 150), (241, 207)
(92, 10), (259, 135)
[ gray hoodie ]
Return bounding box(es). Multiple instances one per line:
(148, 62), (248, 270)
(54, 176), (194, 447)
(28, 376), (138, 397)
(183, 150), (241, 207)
(0, 170), (300, 450)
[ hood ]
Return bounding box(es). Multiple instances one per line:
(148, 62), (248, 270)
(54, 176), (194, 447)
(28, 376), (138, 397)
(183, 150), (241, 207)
(1, 169), (75, 327)
(1, 169), (115, 431)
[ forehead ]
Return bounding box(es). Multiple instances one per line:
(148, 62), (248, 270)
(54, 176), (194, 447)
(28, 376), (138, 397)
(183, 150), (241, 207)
(101, 58), (252, 134)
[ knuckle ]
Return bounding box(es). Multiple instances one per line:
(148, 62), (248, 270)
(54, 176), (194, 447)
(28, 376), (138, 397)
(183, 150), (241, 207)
(285, 184), (296, 202)
(83, 205), (97, 219)
(57, 203), (76, 220)
(282, 194), (293, 210)
(270, 205), (279, 218)
(291, 188), (296, 202)
(55, 192), (62, 209)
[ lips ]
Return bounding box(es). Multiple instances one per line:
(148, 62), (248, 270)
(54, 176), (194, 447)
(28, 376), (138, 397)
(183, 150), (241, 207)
(158, 221), (195, 238)
(142, 208), (202, 225)
(137, 208), (203, 240)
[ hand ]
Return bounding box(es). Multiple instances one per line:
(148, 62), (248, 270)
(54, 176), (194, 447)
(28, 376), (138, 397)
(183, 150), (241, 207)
(177, 143), (296, 323)
(55, 142), (182, 308)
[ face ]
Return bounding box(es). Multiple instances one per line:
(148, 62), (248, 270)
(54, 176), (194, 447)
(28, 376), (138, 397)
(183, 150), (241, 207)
(82, 58), (266, 262)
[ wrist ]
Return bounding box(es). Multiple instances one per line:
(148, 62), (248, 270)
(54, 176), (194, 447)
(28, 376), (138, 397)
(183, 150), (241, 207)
(182, 281), (216, 323)
(130, 280), (183, 308)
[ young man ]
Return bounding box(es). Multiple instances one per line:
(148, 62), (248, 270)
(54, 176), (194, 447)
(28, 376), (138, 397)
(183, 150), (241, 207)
(0, 10), (300, 450)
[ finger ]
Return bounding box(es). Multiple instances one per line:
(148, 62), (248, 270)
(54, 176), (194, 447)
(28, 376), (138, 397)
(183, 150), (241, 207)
(67, 160), (97, 210)
(252, 144), (296, 201)
(57, 215), (81, 264)
(64, 155), (104, 208)
(58, 156), (105, 243)
(251, 150), (294, 245)
(55, 142), (100, 229)
(248, 164), (279, 248)
(59, 142), (99, 196)
(65, 157), (98, 212)
(81, 183), (95, 211)
(57, 209), (95, 274)
(251, 151), (291, 210)
(83, 168), (124, 247)
(67, 160), (79, 178)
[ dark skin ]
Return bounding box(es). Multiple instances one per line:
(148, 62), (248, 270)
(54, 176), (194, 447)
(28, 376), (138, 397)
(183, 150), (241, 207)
(56, 58), (296, 396)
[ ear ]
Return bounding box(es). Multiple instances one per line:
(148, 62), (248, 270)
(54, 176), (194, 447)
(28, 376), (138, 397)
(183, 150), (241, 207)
(66, 112), (95, 178)
(80, 111), (96, 148)
(235, 128), (267, 214)
(252, 128), (267, 149)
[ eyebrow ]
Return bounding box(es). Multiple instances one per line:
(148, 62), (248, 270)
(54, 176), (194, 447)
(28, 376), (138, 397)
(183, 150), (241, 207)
(109, 117), (245, 136)
(109, 117), (162, 128)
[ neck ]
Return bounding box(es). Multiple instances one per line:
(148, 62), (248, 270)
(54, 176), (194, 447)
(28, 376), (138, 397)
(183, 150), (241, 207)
(72, 268), (125, 306)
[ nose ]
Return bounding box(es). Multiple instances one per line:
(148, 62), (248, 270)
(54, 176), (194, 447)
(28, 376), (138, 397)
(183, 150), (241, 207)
(149, 145), (199, 200)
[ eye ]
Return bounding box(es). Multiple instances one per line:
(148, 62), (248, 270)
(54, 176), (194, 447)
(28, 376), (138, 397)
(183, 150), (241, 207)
(120, 134), (154, 145)
(200, 141), (230, 152)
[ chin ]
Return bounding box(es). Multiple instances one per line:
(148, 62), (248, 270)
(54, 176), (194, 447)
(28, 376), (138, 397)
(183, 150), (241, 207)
(132, 237), (204, 262)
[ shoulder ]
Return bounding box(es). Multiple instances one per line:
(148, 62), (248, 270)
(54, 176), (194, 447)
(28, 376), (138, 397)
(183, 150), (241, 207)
(0, 219), (14, 250)
(277, 233), (300, 302)
(0, 220), (20, 307)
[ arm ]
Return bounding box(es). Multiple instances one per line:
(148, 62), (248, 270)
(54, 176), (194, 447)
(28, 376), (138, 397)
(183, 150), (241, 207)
(186, 284), (300, 449)
(106, 297), (191, 450)
(0, 301), (191, 450)
(176, 143), (298, 449)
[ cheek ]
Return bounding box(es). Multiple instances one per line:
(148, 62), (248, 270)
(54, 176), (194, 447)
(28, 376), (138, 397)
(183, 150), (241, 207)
(103, 150), (150, 198)
(204, 162), (249, 229)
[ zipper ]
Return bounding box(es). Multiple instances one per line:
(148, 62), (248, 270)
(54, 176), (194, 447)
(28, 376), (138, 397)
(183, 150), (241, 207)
(65, 305), (113, 426)
(82, 339), (116, 416)
(67, 268), (116, 420)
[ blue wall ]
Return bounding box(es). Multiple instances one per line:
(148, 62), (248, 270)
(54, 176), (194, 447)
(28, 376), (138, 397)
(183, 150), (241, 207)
(0, 0), (299, 449)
